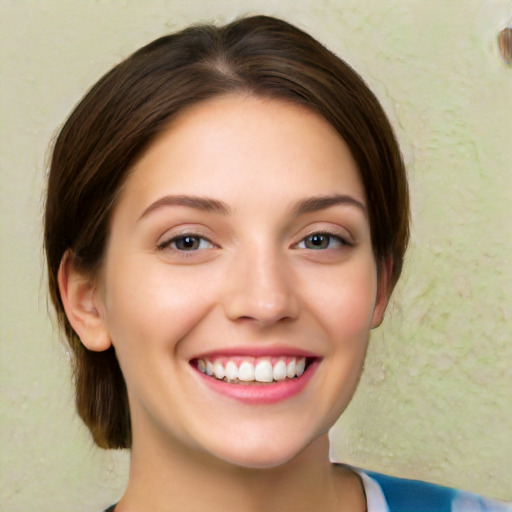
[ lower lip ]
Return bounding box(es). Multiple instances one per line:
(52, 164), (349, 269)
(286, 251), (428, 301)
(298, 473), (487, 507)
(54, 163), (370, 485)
(193, 360), (319, 405)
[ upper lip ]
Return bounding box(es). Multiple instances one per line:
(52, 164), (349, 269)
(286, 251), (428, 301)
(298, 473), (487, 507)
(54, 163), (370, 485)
(190, 346), (321, 360)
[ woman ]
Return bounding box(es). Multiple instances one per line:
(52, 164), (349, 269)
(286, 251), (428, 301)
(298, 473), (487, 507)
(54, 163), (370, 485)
(44, 15), (510, 512)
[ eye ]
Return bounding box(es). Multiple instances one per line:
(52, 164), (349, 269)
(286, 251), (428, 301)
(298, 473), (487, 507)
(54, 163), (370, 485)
(158, 234), (214, 251)
(296, 232), (348, 250)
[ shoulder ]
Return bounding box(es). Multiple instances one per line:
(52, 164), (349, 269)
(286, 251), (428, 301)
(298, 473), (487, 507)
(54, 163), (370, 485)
(356, 469), (512, 512)
(366, 470), (455, 511)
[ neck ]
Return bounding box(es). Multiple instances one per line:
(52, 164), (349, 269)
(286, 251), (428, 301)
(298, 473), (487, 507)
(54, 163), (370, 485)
(116, 428), (365, 512)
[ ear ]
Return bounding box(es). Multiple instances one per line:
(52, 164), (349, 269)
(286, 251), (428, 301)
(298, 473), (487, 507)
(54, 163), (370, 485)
(371, 256), (394, 329)
(58, 251), (112, 352)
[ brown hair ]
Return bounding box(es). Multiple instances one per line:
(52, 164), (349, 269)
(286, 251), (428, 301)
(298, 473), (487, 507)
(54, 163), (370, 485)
(44, 15), (409, 449)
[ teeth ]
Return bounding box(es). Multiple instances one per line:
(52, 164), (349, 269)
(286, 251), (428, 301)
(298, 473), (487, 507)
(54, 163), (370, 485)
(196, 356), (308, 383)
(296, 357), (306, 377)
(273, 360), (287, 381)
(225, 361), (239, 380)
(213, 361), (225, 380)
(286, 359), (296, 379)
(239, 361), (255, 381)
(254, 359), (273, 383)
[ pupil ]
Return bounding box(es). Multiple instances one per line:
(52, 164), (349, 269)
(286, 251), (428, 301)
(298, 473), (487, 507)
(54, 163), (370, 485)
(308, 234), (328, 248)
(180, 236), (198, 250)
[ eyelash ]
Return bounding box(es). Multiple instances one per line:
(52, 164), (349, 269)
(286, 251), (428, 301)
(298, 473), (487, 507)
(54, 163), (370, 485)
(157, 234), (214, 252)
(157, 230), (351, 253)
(294, 231), (351, 250)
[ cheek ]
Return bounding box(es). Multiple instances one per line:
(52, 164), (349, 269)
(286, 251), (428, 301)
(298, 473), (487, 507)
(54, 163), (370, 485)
(305, 262), (378, 340)
(102, 257), (217, 357)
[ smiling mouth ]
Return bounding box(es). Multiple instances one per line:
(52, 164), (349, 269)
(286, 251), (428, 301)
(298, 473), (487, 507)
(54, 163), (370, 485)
(192, 356), (315, 385)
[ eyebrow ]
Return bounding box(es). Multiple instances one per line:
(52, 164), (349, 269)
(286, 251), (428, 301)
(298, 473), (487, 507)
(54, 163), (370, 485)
(290, 194), (366, 216)
(139, 193), (366, 220)
(139, 195), (231, 219)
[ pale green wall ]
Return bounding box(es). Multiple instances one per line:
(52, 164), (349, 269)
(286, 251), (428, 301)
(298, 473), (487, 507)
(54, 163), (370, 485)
(1, 1), (511, 510)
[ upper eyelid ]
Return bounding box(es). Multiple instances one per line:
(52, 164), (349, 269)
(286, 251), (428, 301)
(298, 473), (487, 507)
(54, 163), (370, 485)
(157, 232), (215, 250)
(295, 226), (353, 243)
(157, 226), (212, 242)
(295, 232), (351, 248)
(154, 222), (354, 247)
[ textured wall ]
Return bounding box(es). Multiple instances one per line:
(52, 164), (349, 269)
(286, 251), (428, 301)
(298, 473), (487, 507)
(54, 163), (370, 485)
(0, 1), (511, 510)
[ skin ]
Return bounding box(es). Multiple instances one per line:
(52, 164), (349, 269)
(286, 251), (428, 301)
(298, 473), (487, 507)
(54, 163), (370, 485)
(60, 94), (391, 511)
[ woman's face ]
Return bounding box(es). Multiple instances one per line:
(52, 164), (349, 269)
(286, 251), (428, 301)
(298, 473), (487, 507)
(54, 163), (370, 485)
(92, 94), (389, 468)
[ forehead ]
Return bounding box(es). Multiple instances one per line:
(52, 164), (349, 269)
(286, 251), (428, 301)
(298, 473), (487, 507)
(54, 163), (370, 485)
(120, 94), (365, 215)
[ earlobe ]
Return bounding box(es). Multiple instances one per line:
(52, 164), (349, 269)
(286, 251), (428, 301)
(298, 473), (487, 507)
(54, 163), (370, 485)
(58, 251), (112, 352)
(371, 256), (393, 329)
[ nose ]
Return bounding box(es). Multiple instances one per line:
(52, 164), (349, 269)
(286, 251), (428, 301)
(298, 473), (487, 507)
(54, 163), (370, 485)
(222, 245), (299, 327)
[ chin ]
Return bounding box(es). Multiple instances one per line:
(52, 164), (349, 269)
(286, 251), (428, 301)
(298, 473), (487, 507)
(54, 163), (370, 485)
(219, 451), (301, 470)
(205, 431), (321, 470)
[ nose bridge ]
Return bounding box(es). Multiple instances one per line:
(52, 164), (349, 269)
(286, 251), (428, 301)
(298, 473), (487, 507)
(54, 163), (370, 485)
(224, 239), (298, 325)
